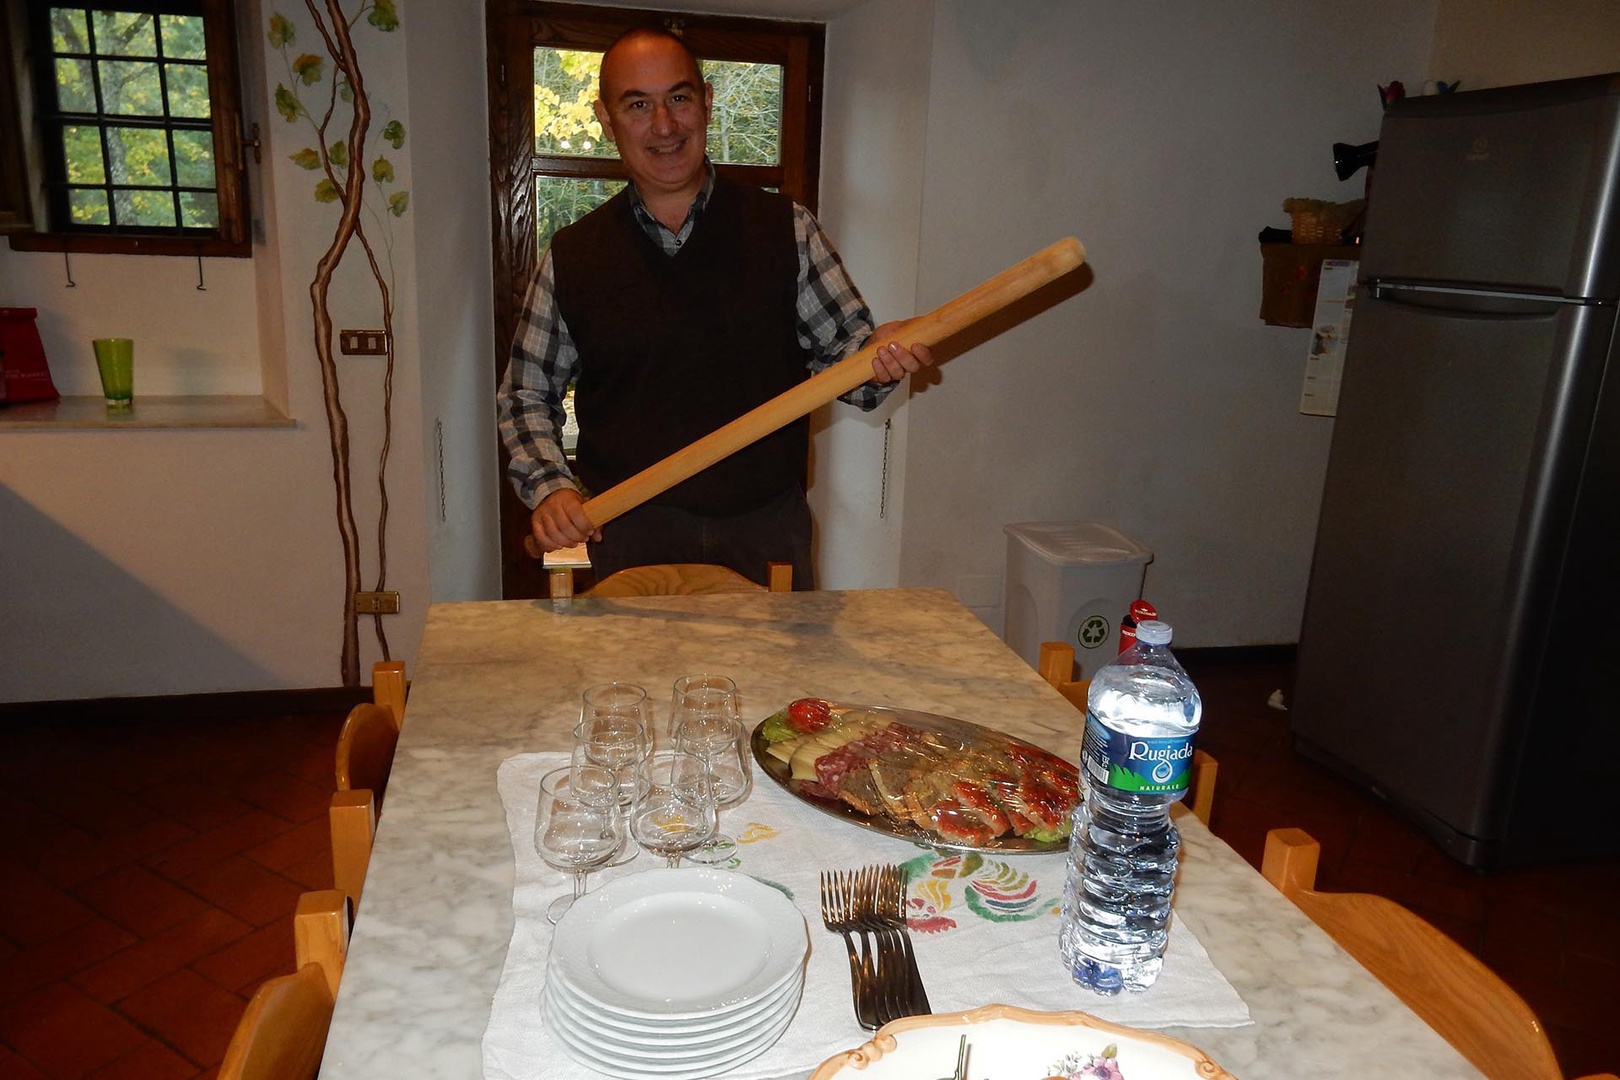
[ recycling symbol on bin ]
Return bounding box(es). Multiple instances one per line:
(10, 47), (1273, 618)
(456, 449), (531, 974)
(1077, 615), (1110, 649)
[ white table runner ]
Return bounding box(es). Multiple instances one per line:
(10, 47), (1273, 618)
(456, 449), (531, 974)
(482, 752), (1251, 1080)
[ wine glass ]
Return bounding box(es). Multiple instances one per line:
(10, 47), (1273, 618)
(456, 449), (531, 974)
(673, 712), (752, 864)
(573, 688), (652, 865)
(534, 764), (625, 924)
(628, 750), (717, 868)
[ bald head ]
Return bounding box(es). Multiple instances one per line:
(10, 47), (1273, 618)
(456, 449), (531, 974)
(599, 26), (702, 103)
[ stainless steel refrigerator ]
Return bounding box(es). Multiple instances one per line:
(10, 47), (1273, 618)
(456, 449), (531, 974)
(1292, 73), (1620, 869)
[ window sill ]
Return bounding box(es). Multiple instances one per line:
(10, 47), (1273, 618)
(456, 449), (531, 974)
(0, 395), (294, 430)
(7, 232), (252, 258)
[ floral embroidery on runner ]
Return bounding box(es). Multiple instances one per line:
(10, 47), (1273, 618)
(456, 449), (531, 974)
(898, 851), (1060, 930)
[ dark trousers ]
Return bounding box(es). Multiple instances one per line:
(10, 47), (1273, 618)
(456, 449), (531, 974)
(587, 485), (815, 590)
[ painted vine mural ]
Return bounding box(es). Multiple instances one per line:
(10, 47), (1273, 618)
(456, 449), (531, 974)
(268, 0), (408, 686)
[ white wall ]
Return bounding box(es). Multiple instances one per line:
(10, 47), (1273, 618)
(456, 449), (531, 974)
(812, 0), (933, 589)
(0, 0), (432, 701)
(402, 0), (500, 603)
(898, 0), (1437, 645)
(1430, 0), (1620, 90)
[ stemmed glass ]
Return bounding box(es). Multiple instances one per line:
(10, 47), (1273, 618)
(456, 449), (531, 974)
(628, 750), (717, 868)
(574, 682), (653, 865)
(533, 764), (625, 924)
(673, 712), (752, 864)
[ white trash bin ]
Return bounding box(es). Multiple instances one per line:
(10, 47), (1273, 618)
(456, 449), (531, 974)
(1002, 522), (1153, 674)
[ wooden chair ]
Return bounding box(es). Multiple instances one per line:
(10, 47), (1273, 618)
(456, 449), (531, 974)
(330, 662), (407, 905)
(218, 889), (350, 1080)
(1036, 640), (1217, 827)
(1262, 828), (1615, 1080)
(583, 561), (793, 597)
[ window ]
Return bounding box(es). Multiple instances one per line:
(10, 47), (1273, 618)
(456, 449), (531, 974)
(7, 0), (250, 256)
(487, 2), (825, 598)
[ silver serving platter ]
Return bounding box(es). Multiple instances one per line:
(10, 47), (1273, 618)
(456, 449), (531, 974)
(749, 702), (1077, 855)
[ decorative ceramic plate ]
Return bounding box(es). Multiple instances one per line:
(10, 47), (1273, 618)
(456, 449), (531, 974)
(807, 1004), (1236, 1080)
(750, 702), (1079, 855)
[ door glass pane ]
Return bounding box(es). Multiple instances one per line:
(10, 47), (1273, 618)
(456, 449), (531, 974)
(535, 175), (624, 253)
(705, 61), (781, 166)
(533, 47), (611, 158)
(62, 126), (105, 183)
(69, 188), (110, 224)
(55, 58), (96, 111)
(158, 14), (207, 60)
(172, 129), (214, 186)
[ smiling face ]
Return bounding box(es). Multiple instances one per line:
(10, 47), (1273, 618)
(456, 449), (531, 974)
(594, 32), (712, 206)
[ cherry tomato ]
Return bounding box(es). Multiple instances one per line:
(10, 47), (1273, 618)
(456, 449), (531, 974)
(787, 697), (831, 733)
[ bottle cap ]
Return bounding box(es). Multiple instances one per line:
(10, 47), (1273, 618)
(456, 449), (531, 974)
(1136, 620), (1172, 645)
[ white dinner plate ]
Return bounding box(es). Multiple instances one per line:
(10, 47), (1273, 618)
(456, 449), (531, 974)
(546, 960), (801, 1040)
(807, 1004), (1237, 1080)
(545, 985), (799, 1079)
(543, 978), (801, 1062)
(550, 867), (808, 1018)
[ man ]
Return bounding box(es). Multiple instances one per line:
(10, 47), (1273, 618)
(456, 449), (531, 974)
(497, 26), (931, 588)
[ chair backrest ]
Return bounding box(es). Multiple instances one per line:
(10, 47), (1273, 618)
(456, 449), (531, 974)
(329, 788), (376, 906)
(371, 660), (407, 726)
(1261, 828), (1568, 1080)
(218, 890), (350, 1080)
(1035, 640), (1216, 826)
(334, 702), (400, 806)
(583, 561), (792, 597)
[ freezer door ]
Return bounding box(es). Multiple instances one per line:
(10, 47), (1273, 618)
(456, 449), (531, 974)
(1291, 291), (1609, 864)
(1361, 73), (1620, 298)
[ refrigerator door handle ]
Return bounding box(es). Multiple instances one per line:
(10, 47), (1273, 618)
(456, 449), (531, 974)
(1369, 280), (1600, 307)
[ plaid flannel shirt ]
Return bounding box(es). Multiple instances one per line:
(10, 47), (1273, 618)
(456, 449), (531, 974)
(497, 164), (890, 508)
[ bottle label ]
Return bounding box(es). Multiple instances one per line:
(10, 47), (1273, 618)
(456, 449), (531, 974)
(1081, 713), (1194, 794)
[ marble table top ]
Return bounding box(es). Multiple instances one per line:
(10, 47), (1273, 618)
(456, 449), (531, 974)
(316, 588), (1481, 1079)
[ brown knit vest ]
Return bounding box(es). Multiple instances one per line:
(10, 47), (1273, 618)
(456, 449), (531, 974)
(551, 178), (810, 514)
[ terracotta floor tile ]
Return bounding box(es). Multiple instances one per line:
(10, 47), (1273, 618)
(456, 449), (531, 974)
(241, 817), (330, 875)
(0, 981), (147, 1079)
(139, 812), (292, 883)
(0, 1046), (51, 1079)
(0, 862), (99, 949)
(134, 783), (258, 837)
(277, 848), (336, 893)
(235, 771), (330, 827)
(115, 971), (245, 1070)
(70, 910), (251, 1005)
(191, 919), (294, 996)
(0, 920), (138, 1008)
(81, 1039), (198, 1080)
(31, 820), (198, 891)
(178, 857), (304, 930)
(71, 866), (208, 939)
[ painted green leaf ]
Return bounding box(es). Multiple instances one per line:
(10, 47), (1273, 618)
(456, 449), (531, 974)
(292, 53), (324, 86)
(387, 190), (409, 217)
(267, 13), (294, 48)
(313, 178), (341, 203)
(274, 84), (301, 122)
(382, 120), (405, 150)
(339, 79), (353, 104)
(372, 157), (394, 184)
(289, 147), (321, 170)
(368, 0), (401, 31)
(328, 140), (348, 168)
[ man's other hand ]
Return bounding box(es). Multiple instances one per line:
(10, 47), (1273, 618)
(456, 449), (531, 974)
(868, 320), (935, 384)
(531, 488), (602, 552)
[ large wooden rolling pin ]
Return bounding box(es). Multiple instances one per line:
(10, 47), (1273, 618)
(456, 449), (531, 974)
(525, 236), (1085, 557)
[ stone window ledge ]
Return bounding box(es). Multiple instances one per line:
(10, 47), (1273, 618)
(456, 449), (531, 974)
(0, 395), (294, 430)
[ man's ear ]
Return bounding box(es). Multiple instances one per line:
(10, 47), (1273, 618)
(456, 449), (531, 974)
(593, 98), (615, 143)
(703, 81), (714, 118)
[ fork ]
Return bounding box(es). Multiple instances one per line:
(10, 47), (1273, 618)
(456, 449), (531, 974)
(819, 871), (878, 1029)
(875, 864), (931, 1017)
(852, 865), (909, 1025)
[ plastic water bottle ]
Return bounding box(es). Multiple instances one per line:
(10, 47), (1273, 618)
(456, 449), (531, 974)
(1059, 620), (1202, 994)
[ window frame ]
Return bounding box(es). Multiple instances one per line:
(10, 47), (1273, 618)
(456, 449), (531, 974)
(486, 0), (826, 599)
(6, 0), (250, 257)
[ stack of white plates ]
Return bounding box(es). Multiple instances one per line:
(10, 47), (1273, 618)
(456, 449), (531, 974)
(544, 867), (810, 1079)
